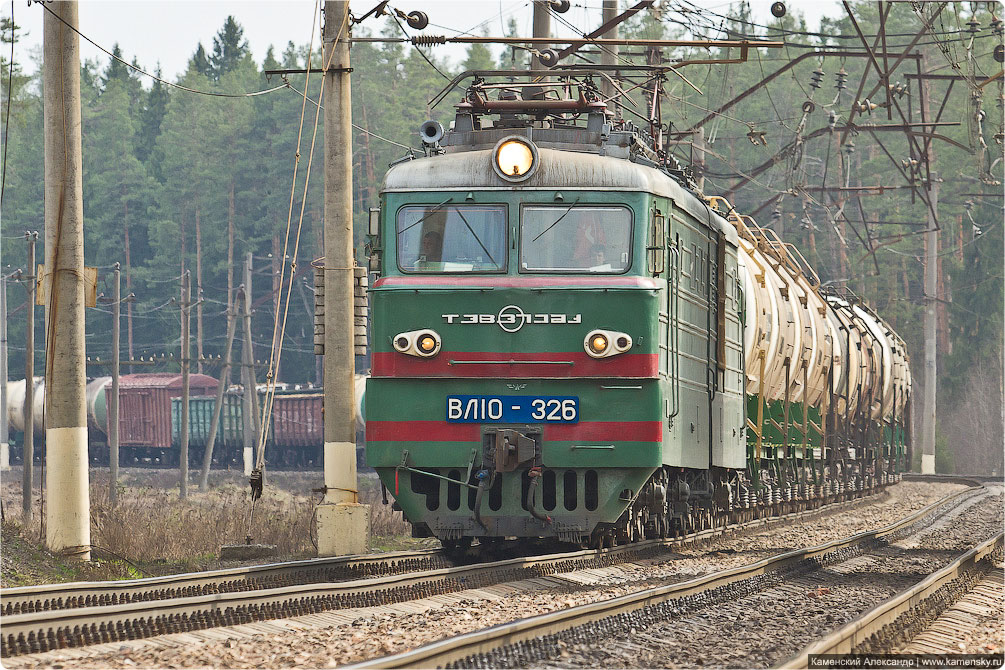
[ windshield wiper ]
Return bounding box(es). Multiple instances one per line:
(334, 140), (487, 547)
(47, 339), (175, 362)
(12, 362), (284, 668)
(397, 197), (453, 236)
(531, 198), (581, 242)
(453, 208), (500, 268)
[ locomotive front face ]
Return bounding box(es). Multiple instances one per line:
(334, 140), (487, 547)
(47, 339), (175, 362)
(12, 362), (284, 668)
(366, 163), (664, 544)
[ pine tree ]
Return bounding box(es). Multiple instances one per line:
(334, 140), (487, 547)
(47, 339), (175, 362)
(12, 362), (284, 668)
(210, 16), (250, 81)
(137, 65), (170, 167)
(461, 38), (495, 72)
(102, 44), (132, 87)
(192, 43), (212, 78)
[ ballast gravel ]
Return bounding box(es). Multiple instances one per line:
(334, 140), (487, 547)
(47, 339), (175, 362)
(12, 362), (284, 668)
(3, 480), (981, 669)
(522, 492), (1003, 669)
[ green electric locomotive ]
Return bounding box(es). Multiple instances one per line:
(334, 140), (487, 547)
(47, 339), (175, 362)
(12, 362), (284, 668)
(364, 72), (909, 550)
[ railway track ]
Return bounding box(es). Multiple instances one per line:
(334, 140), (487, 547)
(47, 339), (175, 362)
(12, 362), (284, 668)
(1, 477), (992, 665)
(342, 480), (999, 669)
(780, 534), (1003, 666)
(0, 478), (921, 658)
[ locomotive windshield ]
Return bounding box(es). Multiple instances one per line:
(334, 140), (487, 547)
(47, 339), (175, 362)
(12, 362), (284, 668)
(397, 203), (508, 272)
(520, 205), (632, 273)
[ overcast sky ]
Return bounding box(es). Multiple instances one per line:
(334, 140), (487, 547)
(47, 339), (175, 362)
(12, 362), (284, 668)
(6, 1), (843, 83)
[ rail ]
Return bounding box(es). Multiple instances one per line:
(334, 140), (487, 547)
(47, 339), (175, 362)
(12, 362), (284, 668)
(777, 531), (1004, 667)
(1, 478), (944, 657)
(344, 480), (987, 668)
(1, 547), (445, 616)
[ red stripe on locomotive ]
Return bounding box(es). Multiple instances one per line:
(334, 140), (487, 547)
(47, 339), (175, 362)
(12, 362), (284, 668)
(372, 352), (658, 378)
(367, 420), (662, 442)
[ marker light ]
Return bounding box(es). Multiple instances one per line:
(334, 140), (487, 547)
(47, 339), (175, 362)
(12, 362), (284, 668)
(492, 136), (539, 182)
(418, 335), (438, 354)
(584, 329), (633, 359)
(393, 329), (441, 358)
(589, 334), (609, 356)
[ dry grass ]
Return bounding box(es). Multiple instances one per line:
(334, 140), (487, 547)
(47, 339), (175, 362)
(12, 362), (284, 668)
(1, 467), (417, 581)
(359, 482), (411, 538)
(89, 475), (317, 562)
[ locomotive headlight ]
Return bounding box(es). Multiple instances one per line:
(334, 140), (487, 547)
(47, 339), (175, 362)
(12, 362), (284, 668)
(393, 329), (441, 358)
(585, 329), (633, 358)
(492, 136), (538, 182)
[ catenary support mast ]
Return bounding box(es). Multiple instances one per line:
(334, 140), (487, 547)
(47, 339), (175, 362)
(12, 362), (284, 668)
(318, 0), (369, 556)
(42, 0), (90, 559)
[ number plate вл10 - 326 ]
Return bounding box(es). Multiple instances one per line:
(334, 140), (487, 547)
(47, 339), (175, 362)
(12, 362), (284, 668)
(446, 395), (579, 423)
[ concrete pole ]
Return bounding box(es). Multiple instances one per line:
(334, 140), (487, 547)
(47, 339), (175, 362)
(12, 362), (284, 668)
(109, 263), (120, 504)
(199, 288), (239, 491)
(319, 0), (368, 556)
(0, 266), (7, 471)
(601, 0), (620, 114)
(43, 1), (90, 559)
(241, 265), (254, 475)
(23, 232), (37, 523)
(694, 126), (706, 193)
(243, 253), (262, 464)
(921, 173), (938, 474)
(531, 1), (551, 71)
(179, 270), (190, 497)
(918, 58), (937, 476)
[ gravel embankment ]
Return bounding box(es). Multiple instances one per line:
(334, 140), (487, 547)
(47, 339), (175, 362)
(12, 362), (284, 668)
(3, 481), (979, 669)
(523, 492), (1002, 669)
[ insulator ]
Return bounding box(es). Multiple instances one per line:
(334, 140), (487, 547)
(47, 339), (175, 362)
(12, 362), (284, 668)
(845, 141), (855, 154)
(410, 34), (446, 46)
(835, 67), (848, 90)
(771, 209), (782, 222)
(405, 11), (429, 31)
(855, 99), (878, 114)
(809, 68), (824, 90)
(991, 17), (1003, 35)
(967, 18), (980, 33)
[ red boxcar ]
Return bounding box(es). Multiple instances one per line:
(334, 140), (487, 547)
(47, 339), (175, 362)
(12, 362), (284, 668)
(117, 373), (218, 449)
(269, 391), (323, 449)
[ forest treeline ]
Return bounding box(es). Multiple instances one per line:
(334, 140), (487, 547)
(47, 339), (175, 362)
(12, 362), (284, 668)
(1, 3), (1001, 472)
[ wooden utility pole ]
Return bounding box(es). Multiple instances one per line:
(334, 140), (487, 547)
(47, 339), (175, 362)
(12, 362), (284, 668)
(109, 263), (120, 504)
(179, 270), (191, 497)
(318, 0), (368, 556)
(23, 231), (37, 523)
(43, 1), (90, 559)
(199, 289), (239, 491)
(243, 253), (262, 468)
(0, 266), (7, 471)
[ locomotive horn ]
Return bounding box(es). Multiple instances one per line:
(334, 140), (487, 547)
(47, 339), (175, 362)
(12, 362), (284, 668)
(420, 120), (444, 146)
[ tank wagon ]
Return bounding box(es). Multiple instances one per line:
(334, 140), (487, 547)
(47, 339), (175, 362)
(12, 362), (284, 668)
(363, 71), (910, 550)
